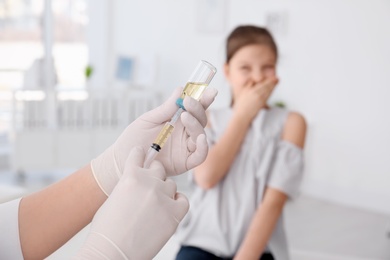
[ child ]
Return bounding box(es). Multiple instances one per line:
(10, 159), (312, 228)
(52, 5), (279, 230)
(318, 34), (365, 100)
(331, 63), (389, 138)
(175, 25), (307, 260)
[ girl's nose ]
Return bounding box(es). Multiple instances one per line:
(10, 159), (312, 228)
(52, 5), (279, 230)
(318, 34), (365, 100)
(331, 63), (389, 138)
(252, 70), (264, 83)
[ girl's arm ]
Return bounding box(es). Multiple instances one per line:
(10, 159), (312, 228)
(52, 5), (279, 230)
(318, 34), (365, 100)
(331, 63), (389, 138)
(19, 165), (107, 260)
(234, 112), (306, 260)
(234, 188), (287, 260)
(194, 111), (252, 189)
(194, 79), (279, 190)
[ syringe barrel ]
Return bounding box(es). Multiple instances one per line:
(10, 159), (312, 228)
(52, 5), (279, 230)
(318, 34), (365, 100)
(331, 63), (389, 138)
(153, 122), (174, 149)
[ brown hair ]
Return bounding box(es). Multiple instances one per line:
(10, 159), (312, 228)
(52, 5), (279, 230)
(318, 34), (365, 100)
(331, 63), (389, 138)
(226, 25), (278, 63)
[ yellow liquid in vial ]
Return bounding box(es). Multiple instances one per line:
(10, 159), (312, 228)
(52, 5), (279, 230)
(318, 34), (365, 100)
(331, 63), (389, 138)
(180, 82), (208, 101)
(154, 124), (174, 148)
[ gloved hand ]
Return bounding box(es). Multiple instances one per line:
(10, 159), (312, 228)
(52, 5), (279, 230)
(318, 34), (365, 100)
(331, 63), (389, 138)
(75, 147), (189, 260)
(91, 87), (217, 195)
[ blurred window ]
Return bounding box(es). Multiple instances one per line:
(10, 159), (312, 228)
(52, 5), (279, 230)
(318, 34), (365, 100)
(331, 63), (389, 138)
(0, 0), (88, 132)
(0, 0), (88, 91)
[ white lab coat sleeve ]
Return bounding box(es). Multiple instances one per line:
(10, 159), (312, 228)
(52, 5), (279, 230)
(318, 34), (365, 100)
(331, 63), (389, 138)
(0, 198), (24, 260)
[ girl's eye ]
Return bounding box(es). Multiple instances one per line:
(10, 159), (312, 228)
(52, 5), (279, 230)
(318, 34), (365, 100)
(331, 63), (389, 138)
(263, 65), (275, 71)
(240, 66), (250, 71)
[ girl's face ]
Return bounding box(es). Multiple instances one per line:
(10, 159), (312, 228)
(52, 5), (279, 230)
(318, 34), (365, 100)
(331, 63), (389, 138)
(224, 44), (277, 102)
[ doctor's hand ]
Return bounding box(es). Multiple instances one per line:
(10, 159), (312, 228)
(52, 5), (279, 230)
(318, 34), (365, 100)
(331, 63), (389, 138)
(91, 86), (217, 195)
(75, 147), (189, 260)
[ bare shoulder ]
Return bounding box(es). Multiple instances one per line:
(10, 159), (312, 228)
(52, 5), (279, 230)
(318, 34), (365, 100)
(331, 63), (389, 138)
(281, 111), (307, 148)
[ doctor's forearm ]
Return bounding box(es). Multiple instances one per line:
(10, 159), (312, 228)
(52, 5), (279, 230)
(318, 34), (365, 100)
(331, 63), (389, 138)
(18, 165), (107, 260)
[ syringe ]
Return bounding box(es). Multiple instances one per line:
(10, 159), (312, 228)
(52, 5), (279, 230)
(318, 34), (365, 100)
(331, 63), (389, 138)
(143, 60), (217, 168)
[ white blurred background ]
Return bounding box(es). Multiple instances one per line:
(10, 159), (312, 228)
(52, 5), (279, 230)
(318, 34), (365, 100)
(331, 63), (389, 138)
(0, 0), (389, 259)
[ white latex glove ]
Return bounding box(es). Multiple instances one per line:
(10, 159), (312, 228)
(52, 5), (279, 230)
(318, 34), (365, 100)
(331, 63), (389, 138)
(91, 87), (217, 195)
(75, 147), (189, 260)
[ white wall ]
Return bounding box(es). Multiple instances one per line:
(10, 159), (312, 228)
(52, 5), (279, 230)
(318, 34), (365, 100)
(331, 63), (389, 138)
(89, 0), (390, 214)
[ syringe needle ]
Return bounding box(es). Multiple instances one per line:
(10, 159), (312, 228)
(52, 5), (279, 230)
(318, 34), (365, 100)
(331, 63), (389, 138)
(170, 108), (184, 124)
